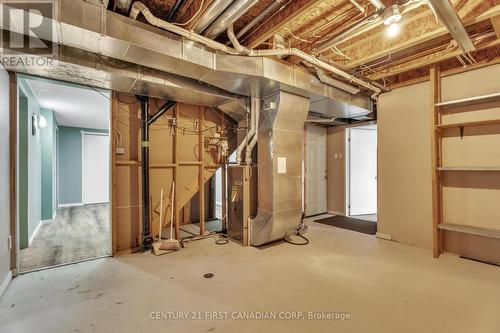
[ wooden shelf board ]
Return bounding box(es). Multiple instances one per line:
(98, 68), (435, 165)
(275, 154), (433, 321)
(436, 92), (500, 110)
(436, 119), (500, 129)
(438, 223), (500, 239)
(437, 167), (500, 171)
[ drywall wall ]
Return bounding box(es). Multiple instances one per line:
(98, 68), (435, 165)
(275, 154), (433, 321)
(327, 127), (346, 215)
(19, 81), (42, 248)
(0, 66), (11, 297)
(58, 126), (108, 205)
(378, 64), (500, 252)
(41, 110), (58, 220)
(378, 82), (433, 248)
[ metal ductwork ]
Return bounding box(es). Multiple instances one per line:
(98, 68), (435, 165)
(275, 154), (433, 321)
(236, 0), (285, 39)
(249, 91), (309, 246)
(193, 0), (233, 34)
(1, 0), (374, 119)
(113, 0), (133, 14)
(203, 0), (259, 39)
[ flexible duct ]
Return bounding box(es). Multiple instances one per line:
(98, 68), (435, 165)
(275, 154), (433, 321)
(245, 97), (260, 163)
(192, 0), (233, 34)
(203, 0), (260, 39)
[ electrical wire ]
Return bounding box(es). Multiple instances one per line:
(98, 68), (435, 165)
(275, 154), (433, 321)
(283, 232), (310, 246)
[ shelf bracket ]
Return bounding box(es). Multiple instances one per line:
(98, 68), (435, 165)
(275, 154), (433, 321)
(459, 126), (464, 139)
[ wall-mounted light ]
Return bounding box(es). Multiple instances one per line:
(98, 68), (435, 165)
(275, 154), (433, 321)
(31, 113), (37, 136)
(38, 115), (47, 129)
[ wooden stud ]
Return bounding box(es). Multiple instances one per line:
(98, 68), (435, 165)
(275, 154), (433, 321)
(173, 105), (180, 240)
(430, 65), (442, 258)
(199, 107), (205, 235)
(111, 93), (117, 255)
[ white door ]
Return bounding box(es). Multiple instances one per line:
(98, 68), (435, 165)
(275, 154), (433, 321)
(82, 133), (110, 204)
(348, 127), (377, 216)
(305, 125), (327, 216)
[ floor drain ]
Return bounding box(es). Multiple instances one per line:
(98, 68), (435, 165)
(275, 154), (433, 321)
(204, 273), (214, 279)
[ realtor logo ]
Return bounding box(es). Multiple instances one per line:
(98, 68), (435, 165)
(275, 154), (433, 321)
(0, 0), (57, 69)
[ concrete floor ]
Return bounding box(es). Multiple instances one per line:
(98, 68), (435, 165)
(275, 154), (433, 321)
(1, 217), (500, 333)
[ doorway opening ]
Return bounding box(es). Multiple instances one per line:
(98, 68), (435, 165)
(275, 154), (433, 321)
(346, 124), (378, 223)
(16, 76), (112, 273)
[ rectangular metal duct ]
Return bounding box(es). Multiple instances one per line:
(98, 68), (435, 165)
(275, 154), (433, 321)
(250, 91), (309, 246)
(0, 0), (371, 117)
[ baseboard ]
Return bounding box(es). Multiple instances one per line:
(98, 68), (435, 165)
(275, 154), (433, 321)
(328, 210), (346, 216)
(376, 232), (392, 241)
(58, 203), (83, 208)
(28, 220), (44, 246)
(0, 270), (12, 300)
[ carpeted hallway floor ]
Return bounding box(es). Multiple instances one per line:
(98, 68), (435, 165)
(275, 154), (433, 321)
(19, 204), (111, 272)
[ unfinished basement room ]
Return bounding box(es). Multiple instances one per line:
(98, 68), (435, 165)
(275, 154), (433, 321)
(0, 0), (499, 332)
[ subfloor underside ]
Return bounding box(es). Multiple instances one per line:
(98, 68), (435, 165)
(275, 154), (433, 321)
(1, 217), (500, 333)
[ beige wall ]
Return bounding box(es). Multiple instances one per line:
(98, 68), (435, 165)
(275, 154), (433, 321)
(378, 64), (500, 251)
(327, 126), (346, 214)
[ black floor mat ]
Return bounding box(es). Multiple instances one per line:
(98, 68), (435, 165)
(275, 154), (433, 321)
(314, 216), (377, 235)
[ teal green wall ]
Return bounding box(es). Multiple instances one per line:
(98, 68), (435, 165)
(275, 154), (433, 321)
(18, 93), (29, 249)
(41, 109), (58, 220)
(18, 81), (42, 249)
(58, 126), (108, 205)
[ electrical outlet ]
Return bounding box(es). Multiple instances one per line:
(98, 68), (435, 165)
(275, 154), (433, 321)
(7, 235), (12, 251)
(116, 147), (125, 155)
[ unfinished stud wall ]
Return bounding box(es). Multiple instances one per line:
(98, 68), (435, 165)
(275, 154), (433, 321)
(378, 64), (500, 260)
(112, 93), (233, 252)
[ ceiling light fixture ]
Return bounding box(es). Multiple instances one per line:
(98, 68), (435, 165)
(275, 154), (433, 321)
(38, 115), (47, 129)
(387, 22), (400, 37)
(384, 4), (402, 26)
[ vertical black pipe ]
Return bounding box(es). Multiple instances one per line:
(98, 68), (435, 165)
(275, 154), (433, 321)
(138, 95), (153, 251)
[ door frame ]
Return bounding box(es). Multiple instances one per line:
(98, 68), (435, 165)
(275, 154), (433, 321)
(10, 74), (114, 275)
(345, 123), (378, 217)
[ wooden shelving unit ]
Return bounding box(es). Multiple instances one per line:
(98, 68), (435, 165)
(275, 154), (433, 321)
(438, 223), (500, 240)
(430, 66), (500, 258)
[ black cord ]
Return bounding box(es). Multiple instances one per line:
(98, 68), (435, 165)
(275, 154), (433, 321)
(283, 233), (309, 246)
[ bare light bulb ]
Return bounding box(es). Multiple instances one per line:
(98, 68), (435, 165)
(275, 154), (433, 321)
(387, 23), (400, 38)
(38, 115), (47, 129)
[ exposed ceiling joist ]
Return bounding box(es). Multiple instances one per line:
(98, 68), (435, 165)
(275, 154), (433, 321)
(342, 5), (500, 69)
(243, 0), (324, 48)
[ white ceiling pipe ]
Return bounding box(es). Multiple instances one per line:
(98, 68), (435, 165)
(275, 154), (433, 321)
(368, 0), (385, 11)
(246, 97), (260, 163)
(236, 98), (256, 164)
(129, 2), (381, 98)
(203, 0), (260, 39)
(348, 0), (365, 13)
(315, 68), (361, 95)
(192, 0), (233, 34)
